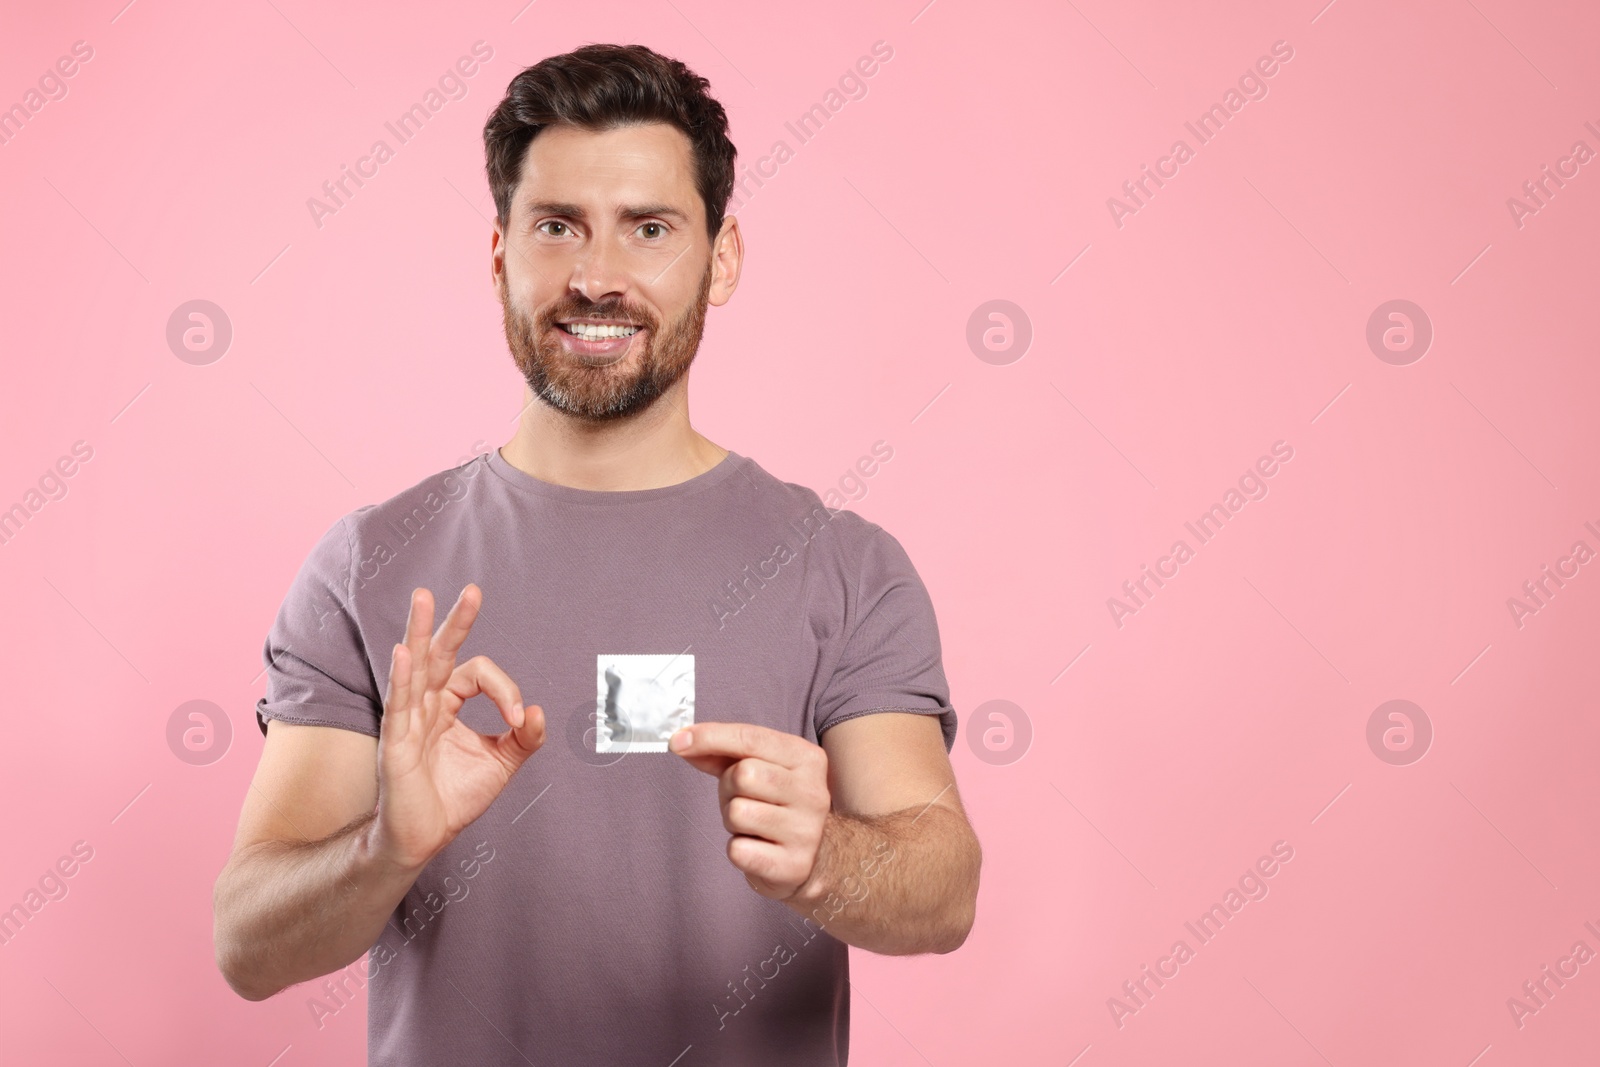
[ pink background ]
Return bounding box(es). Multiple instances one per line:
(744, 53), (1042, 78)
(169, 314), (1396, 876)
(2, 0), (1598, 1063)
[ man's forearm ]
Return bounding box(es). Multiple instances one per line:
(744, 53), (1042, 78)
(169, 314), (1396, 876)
(213, 812), (424, 1001)
(782, 801), (980, 955)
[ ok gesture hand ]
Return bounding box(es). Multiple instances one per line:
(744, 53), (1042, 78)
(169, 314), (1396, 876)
(369, 584), (545, 872)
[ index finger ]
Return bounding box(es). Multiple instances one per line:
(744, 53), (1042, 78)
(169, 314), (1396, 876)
(425, 583), (483, 691)
(404, 587), (435, 698)
(670, 722), (812, 772)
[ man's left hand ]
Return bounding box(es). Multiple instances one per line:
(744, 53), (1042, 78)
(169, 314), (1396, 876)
(671, 723), (830, 901)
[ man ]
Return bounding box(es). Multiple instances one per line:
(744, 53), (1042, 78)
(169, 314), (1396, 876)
(213, 42), (980, 1066)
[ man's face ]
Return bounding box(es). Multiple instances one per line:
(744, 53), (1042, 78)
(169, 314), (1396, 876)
(493, 122), (725, 422)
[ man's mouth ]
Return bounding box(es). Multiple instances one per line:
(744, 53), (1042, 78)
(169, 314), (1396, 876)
(558, 321), (643, 341)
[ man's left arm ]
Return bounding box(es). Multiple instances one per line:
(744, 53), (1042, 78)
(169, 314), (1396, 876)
(671, 712), (981, 955)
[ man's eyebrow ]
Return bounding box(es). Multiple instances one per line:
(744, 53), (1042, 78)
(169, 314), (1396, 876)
(522, 200), (585, 219)
(522, 200), (689, 224)
(623, 204), (689, 223)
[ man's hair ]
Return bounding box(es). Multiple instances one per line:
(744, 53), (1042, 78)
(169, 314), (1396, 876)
(483, 44), (737, 243)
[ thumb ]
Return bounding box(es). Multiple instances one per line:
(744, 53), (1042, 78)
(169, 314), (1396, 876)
(494, 703), (547, 769)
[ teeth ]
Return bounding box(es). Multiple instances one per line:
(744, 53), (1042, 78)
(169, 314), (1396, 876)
(564, 323), (640, 340)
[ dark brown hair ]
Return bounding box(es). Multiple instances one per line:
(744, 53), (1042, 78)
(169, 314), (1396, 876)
(483, 44), (737, 243)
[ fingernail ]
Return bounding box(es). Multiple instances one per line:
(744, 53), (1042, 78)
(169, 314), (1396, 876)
(670, 729), (691, 752)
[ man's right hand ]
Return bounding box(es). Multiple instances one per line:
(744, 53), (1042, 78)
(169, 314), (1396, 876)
(367, 584), (546, 872)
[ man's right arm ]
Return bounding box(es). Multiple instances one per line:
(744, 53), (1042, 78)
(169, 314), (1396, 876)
(212, 721), (418, 1002)
(214, 584), (545, 1002)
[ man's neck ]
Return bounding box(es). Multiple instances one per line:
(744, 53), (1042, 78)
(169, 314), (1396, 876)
(497, 386), (728, 492)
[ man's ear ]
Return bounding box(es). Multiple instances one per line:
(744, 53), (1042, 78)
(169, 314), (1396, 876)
(709, 215), (743, 307)
(490, 220), (505, 288)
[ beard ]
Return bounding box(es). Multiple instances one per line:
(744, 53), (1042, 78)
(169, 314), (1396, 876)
(499, 258), (714, 423)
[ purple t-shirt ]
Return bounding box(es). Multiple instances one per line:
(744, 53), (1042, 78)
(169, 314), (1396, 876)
(254, 446), (956, 1066)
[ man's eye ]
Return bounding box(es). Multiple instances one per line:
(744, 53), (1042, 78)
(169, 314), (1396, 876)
(639, 222), (664, 239)
(537, 221), (568, 236)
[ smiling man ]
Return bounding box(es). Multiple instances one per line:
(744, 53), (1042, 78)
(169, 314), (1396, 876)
(213, 43), (980, 1067)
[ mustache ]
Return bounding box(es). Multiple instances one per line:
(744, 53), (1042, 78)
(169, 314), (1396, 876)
(538, 299), (657, 330)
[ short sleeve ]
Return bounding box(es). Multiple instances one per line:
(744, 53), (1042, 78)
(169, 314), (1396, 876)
(254, 515), (383, 738)
(812, 525), (957, 753)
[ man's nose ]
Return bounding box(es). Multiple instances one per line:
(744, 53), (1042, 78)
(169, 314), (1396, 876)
(569, 233), (631, 304)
